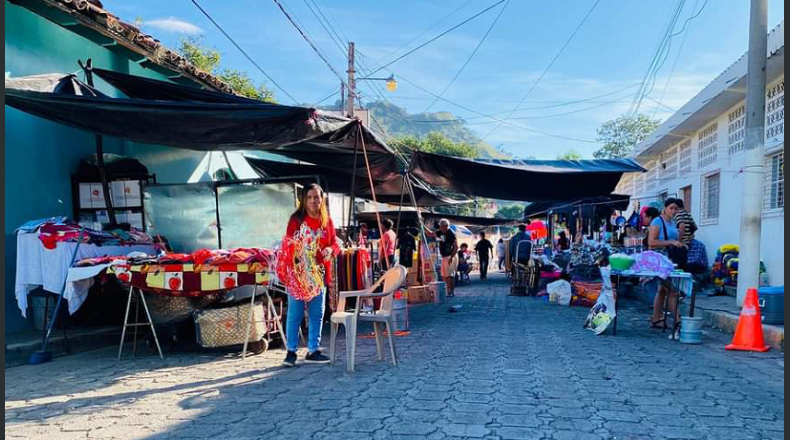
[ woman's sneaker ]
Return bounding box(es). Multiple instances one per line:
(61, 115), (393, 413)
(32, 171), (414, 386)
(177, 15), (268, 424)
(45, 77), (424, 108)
(282, 351), (298, 367)
(305, 351), (331, 364)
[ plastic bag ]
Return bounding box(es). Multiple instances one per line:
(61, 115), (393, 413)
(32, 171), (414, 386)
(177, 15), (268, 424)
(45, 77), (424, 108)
(584, 267), (617, 335)
(547, 280), (572, 306)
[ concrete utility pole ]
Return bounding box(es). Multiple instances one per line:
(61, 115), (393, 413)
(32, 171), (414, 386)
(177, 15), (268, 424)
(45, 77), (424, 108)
(737, 0), (769, 306)
(346, 42), (356, 118)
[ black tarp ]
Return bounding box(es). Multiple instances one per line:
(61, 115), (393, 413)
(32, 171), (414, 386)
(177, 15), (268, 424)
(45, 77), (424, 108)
(5, 72), (402, 181)
(356, 210), (519, 228)
(409, 151), (646, 202)
(246, 157), (469, 207)
(523, 194), (632, 218)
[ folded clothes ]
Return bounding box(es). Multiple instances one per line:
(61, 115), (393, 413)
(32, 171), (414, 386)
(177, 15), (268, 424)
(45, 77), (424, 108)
(16, 217), (68, 233)
(32, 221), (155, 249)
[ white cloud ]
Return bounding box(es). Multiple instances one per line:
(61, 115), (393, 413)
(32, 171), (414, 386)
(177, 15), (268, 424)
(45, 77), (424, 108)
(145, 17), (204, 35)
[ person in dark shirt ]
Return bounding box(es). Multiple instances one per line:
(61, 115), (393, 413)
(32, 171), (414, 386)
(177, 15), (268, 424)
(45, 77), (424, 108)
(557, 231), (570, 251)
(398, 227), (418, 269)
(423, 219), (458, 297)
(475, 232), (494, 280)
(509, 224), (533, 266)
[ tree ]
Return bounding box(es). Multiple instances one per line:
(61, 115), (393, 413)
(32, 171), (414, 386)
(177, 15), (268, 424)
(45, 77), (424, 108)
(177, 36), (276, 103)
(557, 150), (583, 160)
(593, 114), (662, 159)
(497, 204), (526, 220)
(395, 132), (478, 158)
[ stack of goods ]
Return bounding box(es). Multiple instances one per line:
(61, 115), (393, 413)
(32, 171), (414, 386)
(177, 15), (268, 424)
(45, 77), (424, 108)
(711, 244), (767, 288)
(407, 242), (438, 304)
(17, 218), (155, 250)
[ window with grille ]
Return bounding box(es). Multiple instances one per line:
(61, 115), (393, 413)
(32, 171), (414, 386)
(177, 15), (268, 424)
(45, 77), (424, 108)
(679, 139), (693, 175)
(728, 105), (746, 155)
(658, 191), (669, 205)
(701, 172), (721, 225)
(660, 146), (679, 181)
(764, 152), (785, 213)
(646, 162), (658, 193)
(698, 123), (719, 169)
(766, 80), (785, 142)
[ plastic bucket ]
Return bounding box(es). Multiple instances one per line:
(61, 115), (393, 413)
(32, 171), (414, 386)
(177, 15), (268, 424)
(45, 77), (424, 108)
(392, 292), (409, 331)
(679, 317), (704, 345)
(430, 282), (447, 304)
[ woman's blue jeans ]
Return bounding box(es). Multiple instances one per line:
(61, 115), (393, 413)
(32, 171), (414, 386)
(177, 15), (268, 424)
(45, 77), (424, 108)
(286, 293), (326, 353)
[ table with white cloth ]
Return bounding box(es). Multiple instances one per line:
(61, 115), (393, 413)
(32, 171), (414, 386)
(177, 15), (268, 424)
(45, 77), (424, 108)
(14, 231), (157, 317)
(609, 269), (694, 338)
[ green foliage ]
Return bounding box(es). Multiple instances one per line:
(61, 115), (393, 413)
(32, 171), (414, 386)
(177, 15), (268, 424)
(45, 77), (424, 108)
(594, 114), (662, 159)
(177, 36), (276, 103)
(497, 204), (525, 220)
(366, 101), (510, 159)
(395, 132), (478, 158)
(557, 150), (583, 160)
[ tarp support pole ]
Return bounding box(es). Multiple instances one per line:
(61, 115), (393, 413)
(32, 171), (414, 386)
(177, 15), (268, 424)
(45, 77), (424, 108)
(347, 123), (360, 231)
(80, 58), (117, 227)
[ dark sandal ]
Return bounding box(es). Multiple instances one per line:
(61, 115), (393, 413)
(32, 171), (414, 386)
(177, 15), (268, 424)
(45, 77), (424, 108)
(650, 319), (666, 329)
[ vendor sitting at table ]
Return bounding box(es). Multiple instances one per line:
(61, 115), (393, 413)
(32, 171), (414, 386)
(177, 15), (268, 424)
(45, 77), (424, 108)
(647, 198), (688, 329)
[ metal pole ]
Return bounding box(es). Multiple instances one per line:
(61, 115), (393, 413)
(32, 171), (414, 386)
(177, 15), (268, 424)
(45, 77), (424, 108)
(737, 0), (769, 307)
(347, 42), (356, 119)
(80, 59), (117, 227)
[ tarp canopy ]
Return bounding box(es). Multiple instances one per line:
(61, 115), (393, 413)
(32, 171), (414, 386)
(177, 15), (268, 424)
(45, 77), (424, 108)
(5, 71), (402, 181)
(523, 194), (632, 218)
(356, 210), (520, 228)
(245, 157), (469, 207)
(409, 151), (646, 203)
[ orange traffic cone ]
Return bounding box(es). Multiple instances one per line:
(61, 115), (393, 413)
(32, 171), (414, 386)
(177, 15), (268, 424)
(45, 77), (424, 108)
(726, 288), (771, 353)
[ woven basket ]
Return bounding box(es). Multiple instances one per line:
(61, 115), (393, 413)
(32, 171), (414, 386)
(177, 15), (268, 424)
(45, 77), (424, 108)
(194, 302), (267, 348)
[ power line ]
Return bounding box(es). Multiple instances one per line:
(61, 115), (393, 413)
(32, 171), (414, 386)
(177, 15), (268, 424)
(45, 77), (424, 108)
(394, 73), (602, 144)
(483, 0), (604, 140)
(301, 0), (347, 58)
(368, 0), (477, 69)
(368, 0), (508, 77)
(425, 0), (511, 112)
(272, 0), (347, 85)
(628, 0), (686, 117)
(652, 0), (709, 118)
(190, 0), (299, 104)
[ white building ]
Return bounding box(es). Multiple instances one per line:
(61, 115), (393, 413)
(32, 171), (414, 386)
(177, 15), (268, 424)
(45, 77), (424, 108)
(619, 22), (785, 286)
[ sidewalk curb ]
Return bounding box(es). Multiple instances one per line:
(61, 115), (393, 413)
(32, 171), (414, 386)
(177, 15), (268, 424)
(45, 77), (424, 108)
(681, 303), (785, 352)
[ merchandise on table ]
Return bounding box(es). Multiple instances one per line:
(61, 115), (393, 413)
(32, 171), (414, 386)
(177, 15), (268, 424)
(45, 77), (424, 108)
(571, 281), (604, 307)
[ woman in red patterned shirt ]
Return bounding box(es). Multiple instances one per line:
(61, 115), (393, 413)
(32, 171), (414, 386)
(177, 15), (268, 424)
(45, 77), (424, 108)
(281, 184), (340, 367)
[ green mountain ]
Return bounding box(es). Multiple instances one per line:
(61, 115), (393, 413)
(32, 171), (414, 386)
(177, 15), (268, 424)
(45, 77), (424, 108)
(365, 101), (509, 159)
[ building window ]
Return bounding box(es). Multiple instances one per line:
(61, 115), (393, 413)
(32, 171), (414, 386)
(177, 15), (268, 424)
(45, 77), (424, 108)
(698, 123), (719, 169)
(658, 191), (670, 205)
(701, 172), (721, 225)
(764, 152), (784, 213)
(660, 146), (679, 181)
(646, 161), (658, 192)
(728, 105), (746, 155)
(766, 80), (785, 142)
(679, 139), (693, 176)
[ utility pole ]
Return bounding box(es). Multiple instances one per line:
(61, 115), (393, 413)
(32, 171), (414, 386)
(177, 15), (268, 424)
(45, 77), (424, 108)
(346, 42), (356, 118)
(737, 0), (769, 306)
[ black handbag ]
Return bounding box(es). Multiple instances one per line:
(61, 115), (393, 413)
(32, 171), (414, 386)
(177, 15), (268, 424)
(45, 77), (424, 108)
(661, 217), (688, 268)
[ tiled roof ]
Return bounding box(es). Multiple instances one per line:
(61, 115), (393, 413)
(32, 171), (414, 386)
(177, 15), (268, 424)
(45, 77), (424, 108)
(12, 0), (235, 94)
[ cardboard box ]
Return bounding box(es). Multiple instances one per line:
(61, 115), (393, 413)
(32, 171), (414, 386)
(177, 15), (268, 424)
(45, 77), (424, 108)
(124, 180), (142, 208)
(111, 181), (127, 208)
(423, 271), (437, 284)
(407, 286), (433, 304)
(78, 183), (93, 209)
(406, 272), (420, 287)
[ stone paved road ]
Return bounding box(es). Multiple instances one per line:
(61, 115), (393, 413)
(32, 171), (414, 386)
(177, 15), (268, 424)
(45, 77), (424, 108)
(5, 274), (785, 440)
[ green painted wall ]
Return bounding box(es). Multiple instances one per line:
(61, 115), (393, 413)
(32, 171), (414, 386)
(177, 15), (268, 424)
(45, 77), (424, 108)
(4, 3), (206, 332)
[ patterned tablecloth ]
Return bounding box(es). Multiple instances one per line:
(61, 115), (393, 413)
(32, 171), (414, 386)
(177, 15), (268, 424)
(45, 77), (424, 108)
(108, 263), (275, 296)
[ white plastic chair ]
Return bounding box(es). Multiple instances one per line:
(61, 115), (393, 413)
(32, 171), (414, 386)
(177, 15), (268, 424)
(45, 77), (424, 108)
(330, 265), (406, 373)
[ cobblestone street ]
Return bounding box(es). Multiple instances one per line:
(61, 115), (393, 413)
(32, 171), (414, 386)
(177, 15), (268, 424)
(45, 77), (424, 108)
(5, 274), (785, 440)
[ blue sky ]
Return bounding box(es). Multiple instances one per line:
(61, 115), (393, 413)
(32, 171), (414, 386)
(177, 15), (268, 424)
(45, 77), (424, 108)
(103, 0), (784, 159)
